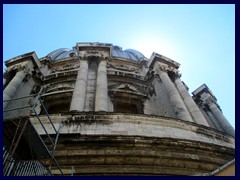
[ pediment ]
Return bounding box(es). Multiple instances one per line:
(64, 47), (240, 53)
(108, 83), (147, 97)
(111, 83), (138, 92)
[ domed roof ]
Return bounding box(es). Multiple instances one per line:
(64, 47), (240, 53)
(47, 48), (77, 61)
(112, 46), (146, 62)
(47, 44), (146, 62)
(125, 49), (145, 60)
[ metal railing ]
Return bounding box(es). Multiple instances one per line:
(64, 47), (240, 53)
(3, 87), (64, 176)
(3, 147), (52, 176)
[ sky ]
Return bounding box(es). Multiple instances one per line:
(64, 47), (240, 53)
(3, 4), (235, 128)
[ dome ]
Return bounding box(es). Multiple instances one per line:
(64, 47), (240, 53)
(47, 45), (146, 62)
(47, 48), (77, 61)
(125, 49), (145, 60)
(112, 46), (146, 62)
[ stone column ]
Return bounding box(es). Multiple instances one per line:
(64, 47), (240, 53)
(3, 72), (8, 88)
(3, 77), (7, 87)
(156, 66), (193, 122)
(3, 70), (26, 110)
(95, 59), (108, 111)
(3, 72), (11, 88)
(174, 77), (209, 126)
(208, 101), (235, 137)
(70, 59), (89, 112)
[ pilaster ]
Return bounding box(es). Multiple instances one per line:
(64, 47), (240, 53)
(70, 59), (89, 112)
(206, 97), (235, 137)
(174, 75), (209, 126)
(155, 62), (193, 122)
(95, 58), (108, 111)
(3, 66), (27, 110)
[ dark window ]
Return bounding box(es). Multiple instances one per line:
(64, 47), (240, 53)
(41, 93), (72, 114)
(115, 103), (138, 113)
(111, 92), (144, 114)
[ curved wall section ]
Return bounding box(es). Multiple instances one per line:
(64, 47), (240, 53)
(30, 113), (235, 176)
(3, 42), (235, 176)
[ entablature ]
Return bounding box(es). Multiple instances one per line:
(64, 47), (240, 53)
(76, 42), (112, 59)
(5, 51), (40, 68)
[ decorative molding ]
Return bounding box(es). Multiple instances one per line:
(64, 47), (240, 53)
(107, 63), (141, 74)
(156, 63), (180, 75)
(157, 64), (168, 73)
(3, 72), (10, 79)
(202, 95), (222, 112)
(5, 64), (31, 76)
(171, 72), (182, 81)
(52, 63), (80, 73)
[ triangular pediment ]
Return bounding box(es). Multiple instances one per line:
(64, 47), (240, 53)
(108, 83), (148, 97)
(109, 83), (139, 93)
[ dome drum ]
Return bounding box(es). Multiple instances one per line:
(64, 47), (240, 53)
(3, 42), (235, 176)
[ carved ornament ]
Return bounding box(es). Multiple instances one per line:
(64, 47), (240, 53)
(52, 63), (80, 73)
(107, 63), (140, 74)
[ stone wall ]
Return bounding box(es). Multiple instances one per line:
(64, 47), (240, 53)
(30, 113), (235, 176)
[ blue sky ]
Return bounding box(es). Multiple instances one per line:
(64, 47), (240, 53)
(3, 4), (235, 128)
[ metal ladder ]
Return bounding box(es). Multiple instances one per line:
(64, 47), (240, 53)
(31, 88), (64, 175)
(3, 87), (64, 176)
(3, 118), (28, 175)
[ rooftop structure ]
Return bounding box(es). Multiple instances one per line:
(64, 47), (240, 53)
(3, 42), (235, 176)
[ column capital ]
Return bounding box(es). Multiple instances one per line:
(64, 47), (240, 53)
(96, 56), (109, 65)
(170, 72), (182, 81)
(158, 64), (168, 73)
(12, 64), (30, 75)
(204, 95), (216, 105)
(3, 72), (10, 78)
(79, 57), (90, 63)
(100, 56), (109, 61)
(155, 64), (167, 76)
(175, 72), (182, 79)
(99, 57), (108, 63)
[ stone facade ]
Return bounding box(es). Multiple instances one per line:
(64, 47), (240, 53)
(3, 42), (235, 176)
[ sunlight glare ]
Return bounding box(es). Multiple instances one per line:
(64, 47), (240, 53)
(130, 37), (179, 61)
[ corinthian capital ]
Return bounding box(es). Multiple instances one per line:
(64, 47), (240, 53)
(3, 71), (10, 78)
(159, 64), (168, 72)
(155, 64), (167, 74)
(171, 72), (182, 81)
(175, 71), (181, 78)
(11, 64), (30, 75)
(204, 95), (216, 106)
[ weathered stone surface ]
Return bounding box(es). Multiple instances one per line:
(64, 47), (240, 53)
(3, 42), (235, 176)
(174, 78), (209, 126)
(30, 113), (234, 148)
(40, 133), (234, 176)
(95, 60), (108, 111)
(70, 60), (88, 111)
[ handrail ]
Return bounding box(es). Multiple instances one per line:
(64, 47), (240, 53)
(3, 86), (64, 176)
(31, 87), (64, 176)
(3, 94), (36, 102)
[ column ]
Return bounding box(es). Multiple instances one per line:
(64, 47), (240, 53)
(157, 68), (193, 122)
(3, 70), (26, 110)
(175, 77), (209, 126)
(208, 101), (235, 137)
(3, 78), (7, 87)
(70, 60), (89, 112)
(95, 59), (108, 111)
(3, 73), (7, 87)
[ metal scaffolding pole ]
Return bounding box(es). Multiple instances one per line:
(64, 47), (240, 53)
(3, 87), (64, 176)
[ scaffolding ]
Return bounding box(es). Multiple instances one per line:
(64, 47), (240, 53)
(3, 88), (64, 176)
